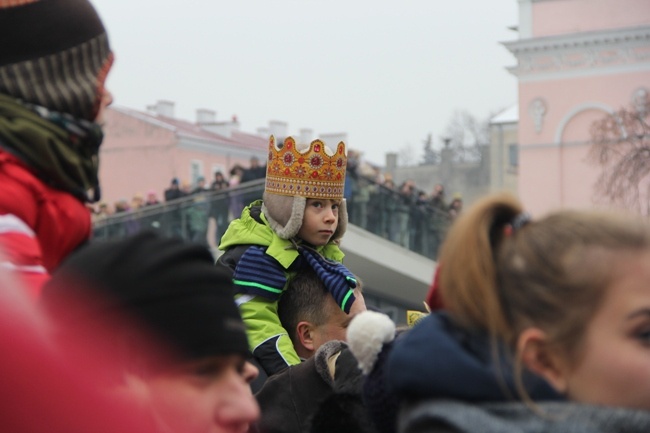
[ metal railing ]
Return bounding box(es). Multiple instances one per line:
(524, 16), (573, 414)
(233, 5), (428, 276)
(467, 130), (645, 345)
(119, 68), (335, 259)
(93, 176), (451, 260)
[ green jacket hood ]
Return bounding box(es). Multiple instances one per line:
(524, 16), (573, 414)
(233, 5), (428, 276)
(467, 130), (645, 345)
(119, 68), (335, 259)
(219, 200), (345, 269)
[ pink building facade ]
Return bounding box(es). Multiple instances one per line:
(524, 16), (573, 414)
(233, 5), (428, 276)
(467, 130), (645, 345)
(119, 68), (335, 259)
(504, 0), (650, 216)
(98, 100), (281, 206)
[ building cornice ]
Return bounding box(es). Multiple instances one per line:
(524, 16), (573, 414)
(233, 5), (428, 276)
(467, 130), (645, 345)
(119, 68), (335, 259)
(178, 136), (265, 159)
(112, 106), (177, 132)
(502, 25), (650, 80)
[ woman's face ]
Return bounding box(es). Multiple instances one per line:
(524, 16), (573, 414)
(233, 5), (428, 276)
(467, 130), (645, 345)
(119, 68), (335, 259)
(559, 250), (650, 410)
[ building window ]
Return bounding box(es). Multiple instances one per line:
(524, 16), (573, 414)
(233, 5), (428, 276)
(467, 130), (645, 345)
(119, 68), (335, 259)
(190, 160), (204, 184)
(508, 143), (518, 167)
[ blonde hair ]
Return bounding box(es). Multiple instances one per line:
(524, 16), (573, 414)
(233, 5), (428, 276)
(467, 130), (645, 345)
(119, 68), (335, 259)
(439, 192), (650, 377)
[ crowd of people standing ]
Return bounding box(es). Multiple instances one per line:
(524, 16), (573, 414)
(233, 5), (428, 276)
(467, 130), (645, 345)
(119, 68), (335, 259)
(91, 159), (266, 253)
(94, 154), (464, 260)
(344, 150), (464, 258)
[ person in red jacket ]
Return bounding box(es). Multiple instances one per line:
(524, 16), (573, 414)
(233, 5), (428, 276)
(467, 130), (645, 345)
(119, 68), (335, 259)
(0, 0), (114, 298)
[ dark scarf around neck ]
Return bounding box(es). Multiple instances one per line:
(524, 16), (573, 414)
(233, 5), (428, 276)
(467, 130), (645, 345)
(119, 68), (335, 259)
(0, 94), (103, 203)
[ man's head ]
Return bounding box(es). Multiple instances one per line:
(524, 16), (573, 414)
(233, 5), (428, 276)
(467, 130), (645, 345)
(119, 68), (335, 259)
(42, 232), (259, 433)
(278, 269), (367, 359)
(262, 135), (349, 242)
(0, 0), (114, 122)
(145, 191), (158, 204)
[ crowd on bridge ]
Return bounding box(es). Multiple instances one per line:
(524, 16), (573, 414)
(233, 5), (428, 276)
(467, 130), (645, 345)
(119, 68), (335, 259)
(2, 2), (650, 433)
(92, 152), (465, 260)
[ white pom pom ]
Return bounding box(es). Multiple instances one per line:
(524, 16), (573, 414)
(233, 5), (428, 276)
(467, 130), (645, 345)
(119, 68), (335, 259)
(346, 310), (395, 374)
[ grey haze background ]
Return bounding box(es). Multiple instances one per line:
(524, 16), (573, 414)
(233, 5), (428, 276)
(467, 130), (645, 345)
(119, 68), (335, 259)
(92, 0), (518, 166)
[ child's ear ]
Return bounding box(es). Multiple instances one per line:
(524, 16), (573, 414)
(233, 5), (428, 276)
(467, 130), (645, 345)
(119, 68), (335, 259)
(297, 321), (315, 352)
(517, 327), (568, 394)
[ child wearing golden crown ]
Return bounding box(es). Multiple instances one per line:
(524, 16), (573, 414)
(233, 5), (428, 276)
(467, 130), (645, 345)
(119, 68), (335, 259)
(217, 135), (358, 380)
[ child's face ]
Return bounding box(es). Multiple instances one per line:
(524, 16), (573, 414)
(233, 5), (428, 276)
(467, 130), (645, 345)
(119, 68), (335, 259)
(545, 251), (650, 410)
(297, 198), (340, 246)
(145, 355), (260, 433)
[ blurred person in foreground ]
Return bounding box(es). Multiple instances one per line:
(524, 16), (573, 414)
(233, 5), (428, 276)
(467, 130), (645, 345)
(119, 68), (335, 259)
(0, 0), (114, 298)
(0, 248), (155, 433)
(41, 231), (260, 433)
(350, 193), (650, 433)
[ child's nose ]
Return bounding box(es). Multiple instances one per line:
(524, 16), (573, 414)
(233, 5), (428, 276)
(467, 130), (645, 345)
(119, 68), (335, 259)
(323, 208), (336, 222)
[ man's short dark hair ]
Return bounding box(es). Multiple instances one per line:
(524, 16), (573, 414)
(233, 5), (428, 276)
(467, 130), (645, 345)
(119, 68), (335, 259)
(278, 269), (362, 345)
(278, 269), (329, 345)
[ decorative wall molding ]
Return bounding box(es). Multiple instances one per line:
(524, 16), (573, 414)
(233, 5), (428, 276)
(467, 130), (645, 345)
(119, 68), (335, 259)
(503, 25), (650, 80)
(554, 102), (613, 144)
(528, 98), (547, 133)
(632, 87), (649, 115)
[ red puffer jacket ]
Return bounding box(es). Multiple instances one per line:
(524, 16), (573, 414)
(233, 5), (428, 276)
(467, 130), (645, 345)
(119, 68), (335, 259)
(0, 150), (91, 298)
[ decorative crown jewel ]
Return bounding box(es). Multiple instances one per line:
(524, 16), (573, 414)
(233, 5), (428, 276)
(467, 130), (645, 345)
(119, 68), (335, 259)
(265, 135), (348, 199)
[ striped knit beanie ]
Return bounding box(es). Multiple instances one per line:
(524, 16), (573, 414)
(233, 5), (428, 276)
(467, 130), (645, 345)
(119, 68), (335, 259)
(0, 0), (113, 121)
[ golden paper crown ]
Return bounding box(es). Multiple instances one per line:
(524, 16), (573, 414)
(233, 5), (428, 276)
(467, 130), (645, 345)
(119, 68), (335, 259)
(265, 135), (347, 199)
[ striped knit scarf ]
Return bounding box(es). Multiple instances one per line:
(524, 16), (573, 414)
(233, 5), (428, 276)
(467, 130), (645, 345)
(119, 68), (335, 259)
(0, 94), (103, 202)
(232, 245), (357, 313)
(299, 246), (357, 313)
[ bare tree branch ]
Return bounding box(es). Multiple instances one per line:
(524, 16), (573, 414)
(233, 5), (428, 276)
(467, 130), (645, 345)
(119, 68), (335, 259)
(398, 143), (417, 167)
(443, 110), (490, 162)
(589, 97), (650, 215)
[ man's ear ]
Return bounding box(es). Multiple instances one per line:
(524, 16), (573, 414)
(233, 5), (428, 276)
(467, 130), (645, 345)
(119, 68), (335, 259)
(296, 321), (316, 352)
(517, 327), (568, 394)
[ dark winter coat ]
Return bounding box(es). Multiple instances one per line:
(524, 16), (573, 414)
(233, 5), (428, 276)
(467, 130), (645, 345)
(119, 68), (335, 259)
(359, 312), (563, 433)
(255, 341), (375, 433)
(387, 312), (561, 403)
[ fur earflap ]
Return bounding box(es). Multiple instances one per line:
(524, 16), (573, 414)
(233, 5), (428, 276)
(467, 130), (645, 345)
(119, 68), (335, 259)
(262, 194), (348, 242)
(347, 311), (395, 374)
(331, 199), (348, 243)
(262, 193), (305, 239)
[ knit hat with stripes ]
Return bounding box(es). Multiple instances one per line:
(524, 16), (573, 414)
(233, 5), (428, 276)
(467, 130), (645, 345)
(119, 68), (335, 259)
(0, 0), (113, 122)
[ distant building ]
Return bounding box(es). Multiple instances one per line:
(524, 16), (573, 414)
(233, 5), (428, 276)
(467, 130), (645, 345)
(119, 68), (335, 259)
(383, 104), (520, 208)
(489, 104), (519, 196)
(99, 100), (321, 205)
(503, 0), (650, 215)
